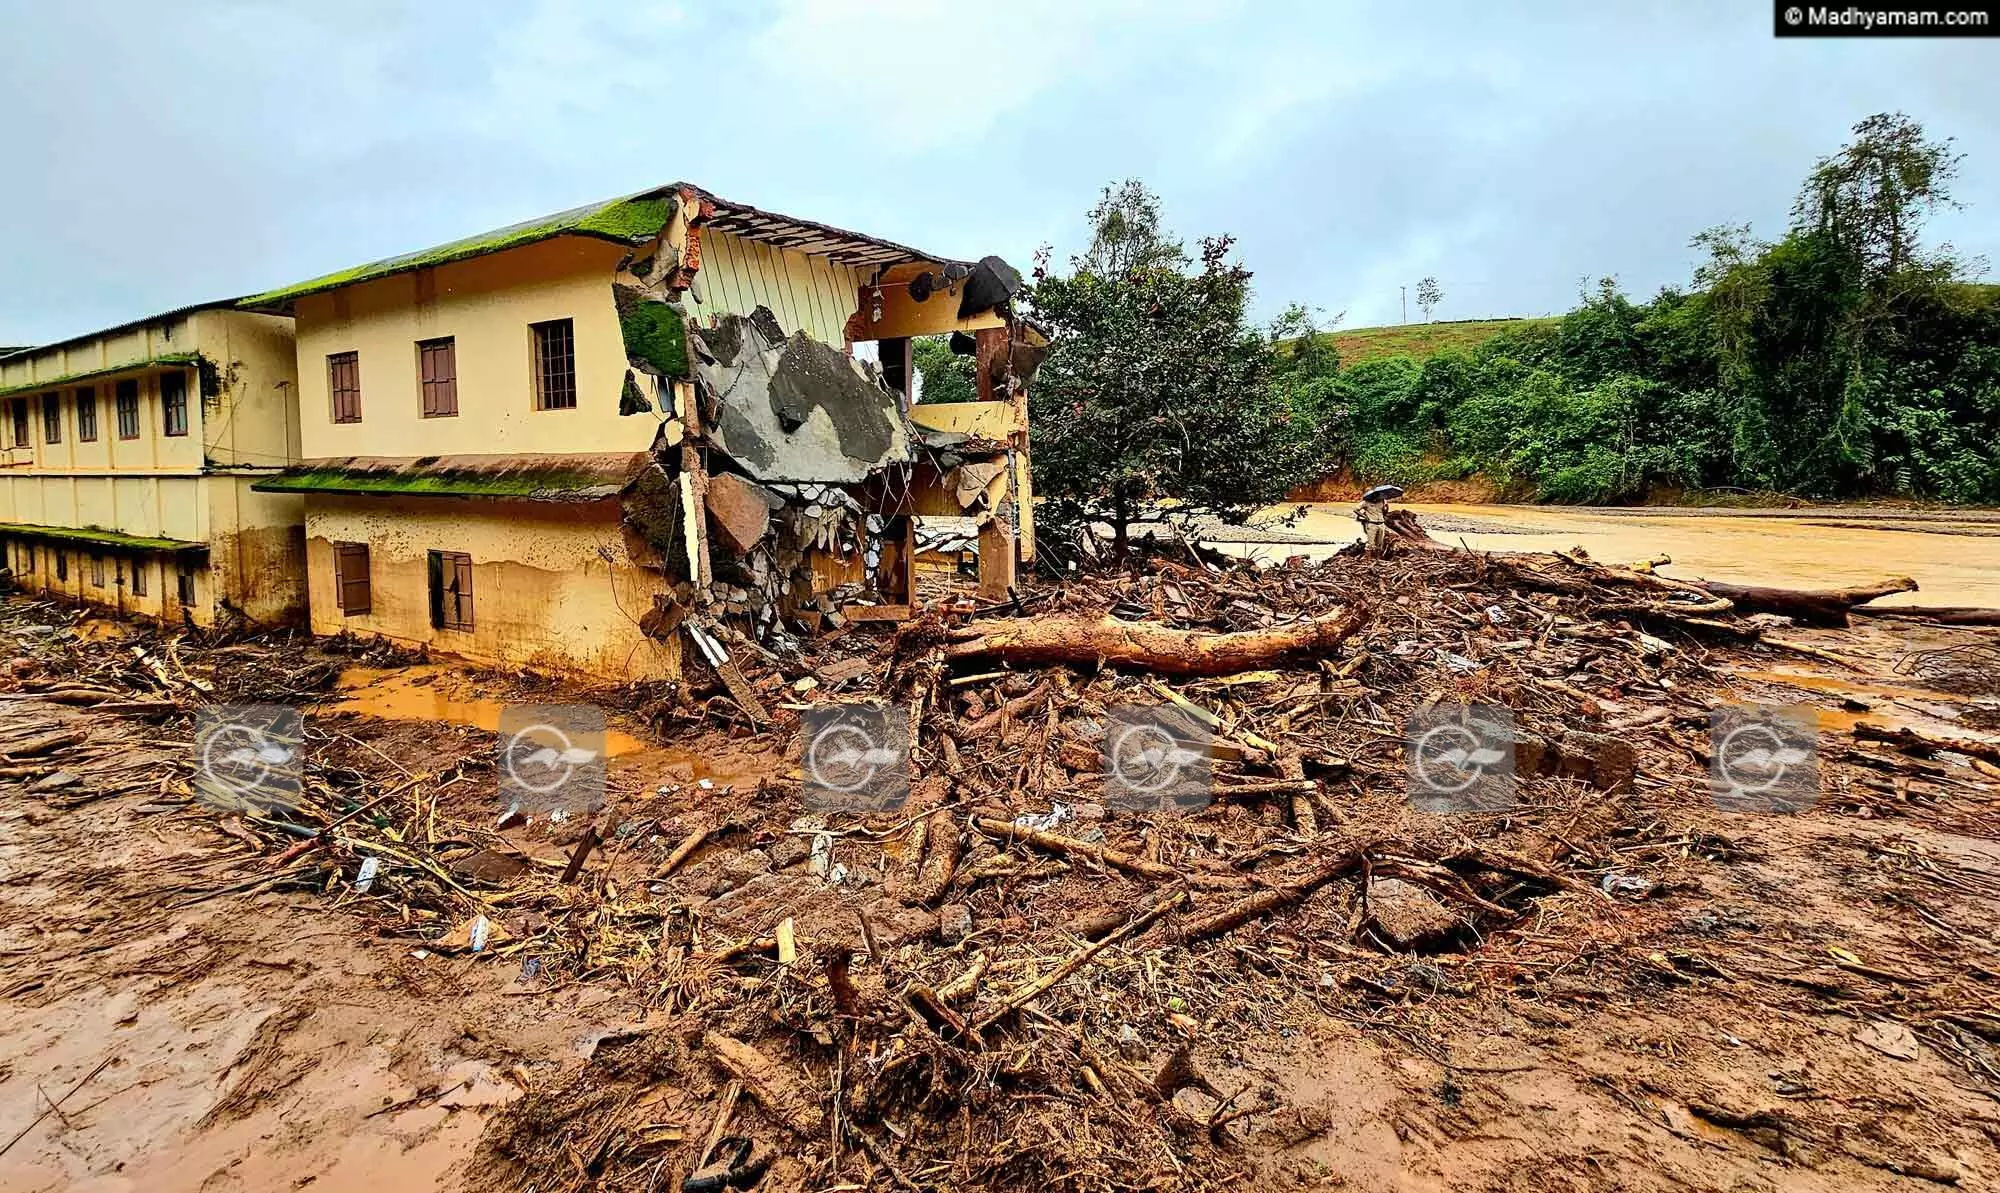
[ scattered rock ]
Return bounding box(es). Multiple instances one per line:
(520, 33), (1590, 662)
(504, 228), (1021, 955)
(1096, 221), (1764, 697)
(1367, 878), (1461, 951)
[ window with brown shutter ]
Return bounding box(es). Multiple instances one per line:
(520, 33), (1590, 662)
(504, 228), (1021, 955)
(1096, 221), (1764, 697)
(329, 351), (362, 423)
(8, 399), (26, 447)
(417, 337), (458, 417)
(531, 319), (576, 410)
(428, 550), (474, 630)
(115, 380), (140, 439)
(333, 542), (372, 614)
(75, 386), (97, 441)
(161, 371), (189, 437)
(41, 394), (60, 444)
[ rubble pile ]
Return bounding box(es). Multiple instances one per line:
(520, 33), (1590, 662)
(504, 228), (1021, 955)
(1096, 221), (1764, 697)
(4, 539), (1999, 1191)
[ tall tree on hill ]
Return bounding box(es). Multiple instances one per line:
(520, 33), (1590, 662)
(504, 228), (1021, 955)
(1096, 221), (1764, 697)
(1029, 182), (1315, 560)
(1081, 179), (1187, 277)
(1415, 276), (1443, 322)
(1794, 111), (1964, 283)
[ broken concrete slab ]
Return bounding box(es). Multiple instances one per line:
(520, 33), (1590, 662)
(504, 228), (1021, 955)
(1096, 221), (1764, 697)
(705, 472), (781, 556)
(693, 308), (912, 485)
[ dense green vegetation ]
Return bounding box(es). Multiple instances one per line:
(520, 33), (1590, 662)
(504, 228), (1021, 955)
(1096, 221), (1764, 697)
(1280, 113), (2000, 504)
(1025, 182), (1318, 555)
(937, 114), (1996, 561)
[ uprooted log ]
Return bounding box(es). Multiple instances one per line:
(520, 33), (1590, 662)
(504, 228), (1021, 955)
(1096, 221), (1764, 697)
(1853, 722), (2000, 767)
(1854, 604), (2000, 627)
(944, 604), (1366, 676)
(1692, 575), (1918, 627)
(1479, 553), (1920, 629)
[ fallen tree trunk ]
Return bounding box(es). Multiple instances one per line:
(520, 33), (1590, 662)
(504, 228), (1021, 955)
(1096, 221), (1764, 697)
(1853, 604), (2000, 627)
(1693, 576), (1917, 627)
(1474, 552), (1917, 629)
(1853, 722), (2000, 767)
(945, 604), (1365, 676)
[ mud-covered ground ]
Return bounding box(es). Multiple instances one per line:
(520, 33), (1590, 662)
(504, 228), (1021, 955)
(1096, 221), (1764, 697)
(2, 553), (1999, 1193)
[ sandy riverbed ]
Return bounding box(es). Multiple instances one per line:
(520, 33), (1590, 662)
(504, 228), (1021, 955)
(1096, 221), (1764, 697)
(1214, 503), (2000, 608)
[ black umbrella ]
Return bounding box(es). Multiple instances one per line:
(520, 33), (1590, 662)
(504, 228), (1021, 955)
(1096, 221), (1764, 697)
(1361, 484), (1406, 503)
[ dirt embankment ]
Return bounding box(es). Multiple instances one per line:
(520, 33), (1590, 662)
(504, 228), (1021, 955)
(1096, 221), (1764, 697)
(2, 543), (1998, 1192)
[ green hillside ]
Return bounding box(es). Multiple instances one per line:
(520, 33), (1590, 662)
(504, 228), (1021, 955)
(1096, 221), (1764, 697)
(1321, 317), (1557, 364)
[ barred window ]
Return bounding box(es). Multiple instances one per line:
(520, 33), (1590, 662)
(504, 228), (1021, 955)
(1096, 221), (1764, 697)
(161, 371), (189, 437)
(531, 319), (576, 410)
(115, 380), (140, 440)
(76, 386), (98, 441)
(41, 394), (60, 444)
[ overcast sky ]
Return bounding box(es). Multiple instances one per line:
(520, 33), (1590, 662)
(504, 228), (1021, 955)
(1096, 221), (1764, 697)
(2, 0), (1995, 346)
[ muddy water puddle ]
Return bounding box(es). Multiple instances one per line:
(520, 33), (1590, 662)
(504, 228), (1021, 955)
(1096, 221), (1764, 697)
(1231, 503), (2000, 609)
(318, 666), (649, 756)
(314, 666), (772, 790)
(1723, 665), (2000, 738)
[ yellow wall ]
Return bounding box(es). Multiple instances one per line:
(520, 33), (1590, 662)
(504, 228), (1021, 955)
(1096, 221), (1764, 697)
(301, 494), (679, 681)
(197, 310), (302, 469)
(6, 538), (204, 624)
(0, 309), (303, 625)
(207, 478), (306, 623)
(292, 237), (660, 460)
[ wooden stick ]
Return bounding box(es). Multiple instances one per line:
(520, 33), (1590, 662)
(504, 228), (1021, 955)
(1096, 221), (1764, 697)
(972, 887), (1187, 1032)
(973, 817), (1178, 881)
(0, 1055), (113, 1158)
(705, 1035), (824, 1138)
(695, 1080), (742, 1169)
(656, 821), (719, 878)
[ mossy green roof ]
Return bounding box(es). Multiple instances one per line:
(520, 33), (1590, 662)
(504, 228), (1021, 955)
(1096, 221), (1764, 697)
(0, 352), (200, 400)
(0, 520), (207, 554)
(238, 191), (678, 310)
(251, 454), (645, 502)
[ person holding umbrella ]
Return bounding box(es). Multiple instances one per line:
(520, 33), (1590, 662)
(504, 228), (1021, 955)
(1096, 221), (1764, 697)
(1355, 484), (1404, 556)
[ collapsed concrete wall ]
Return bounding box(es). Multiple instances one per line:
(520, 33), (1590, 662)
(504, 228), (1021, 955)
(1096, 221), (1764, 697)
(603, 189), (1038, 660)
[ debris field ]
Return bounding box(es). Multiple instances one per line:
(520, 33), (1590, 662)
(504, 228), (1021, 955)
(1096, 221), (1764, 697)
(3, 533), (2000, 1192)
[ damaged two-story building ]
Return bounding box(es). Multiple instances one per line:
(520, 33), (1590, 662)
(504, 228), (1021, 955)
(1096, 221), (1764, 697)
(243, 183), (1039, 684)
(0, 304), (305, 625)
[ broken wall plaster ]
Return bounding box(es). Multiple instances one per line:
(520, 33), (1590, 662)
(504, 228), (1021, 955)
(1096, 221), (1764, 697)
(693, 308), (912, 486)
